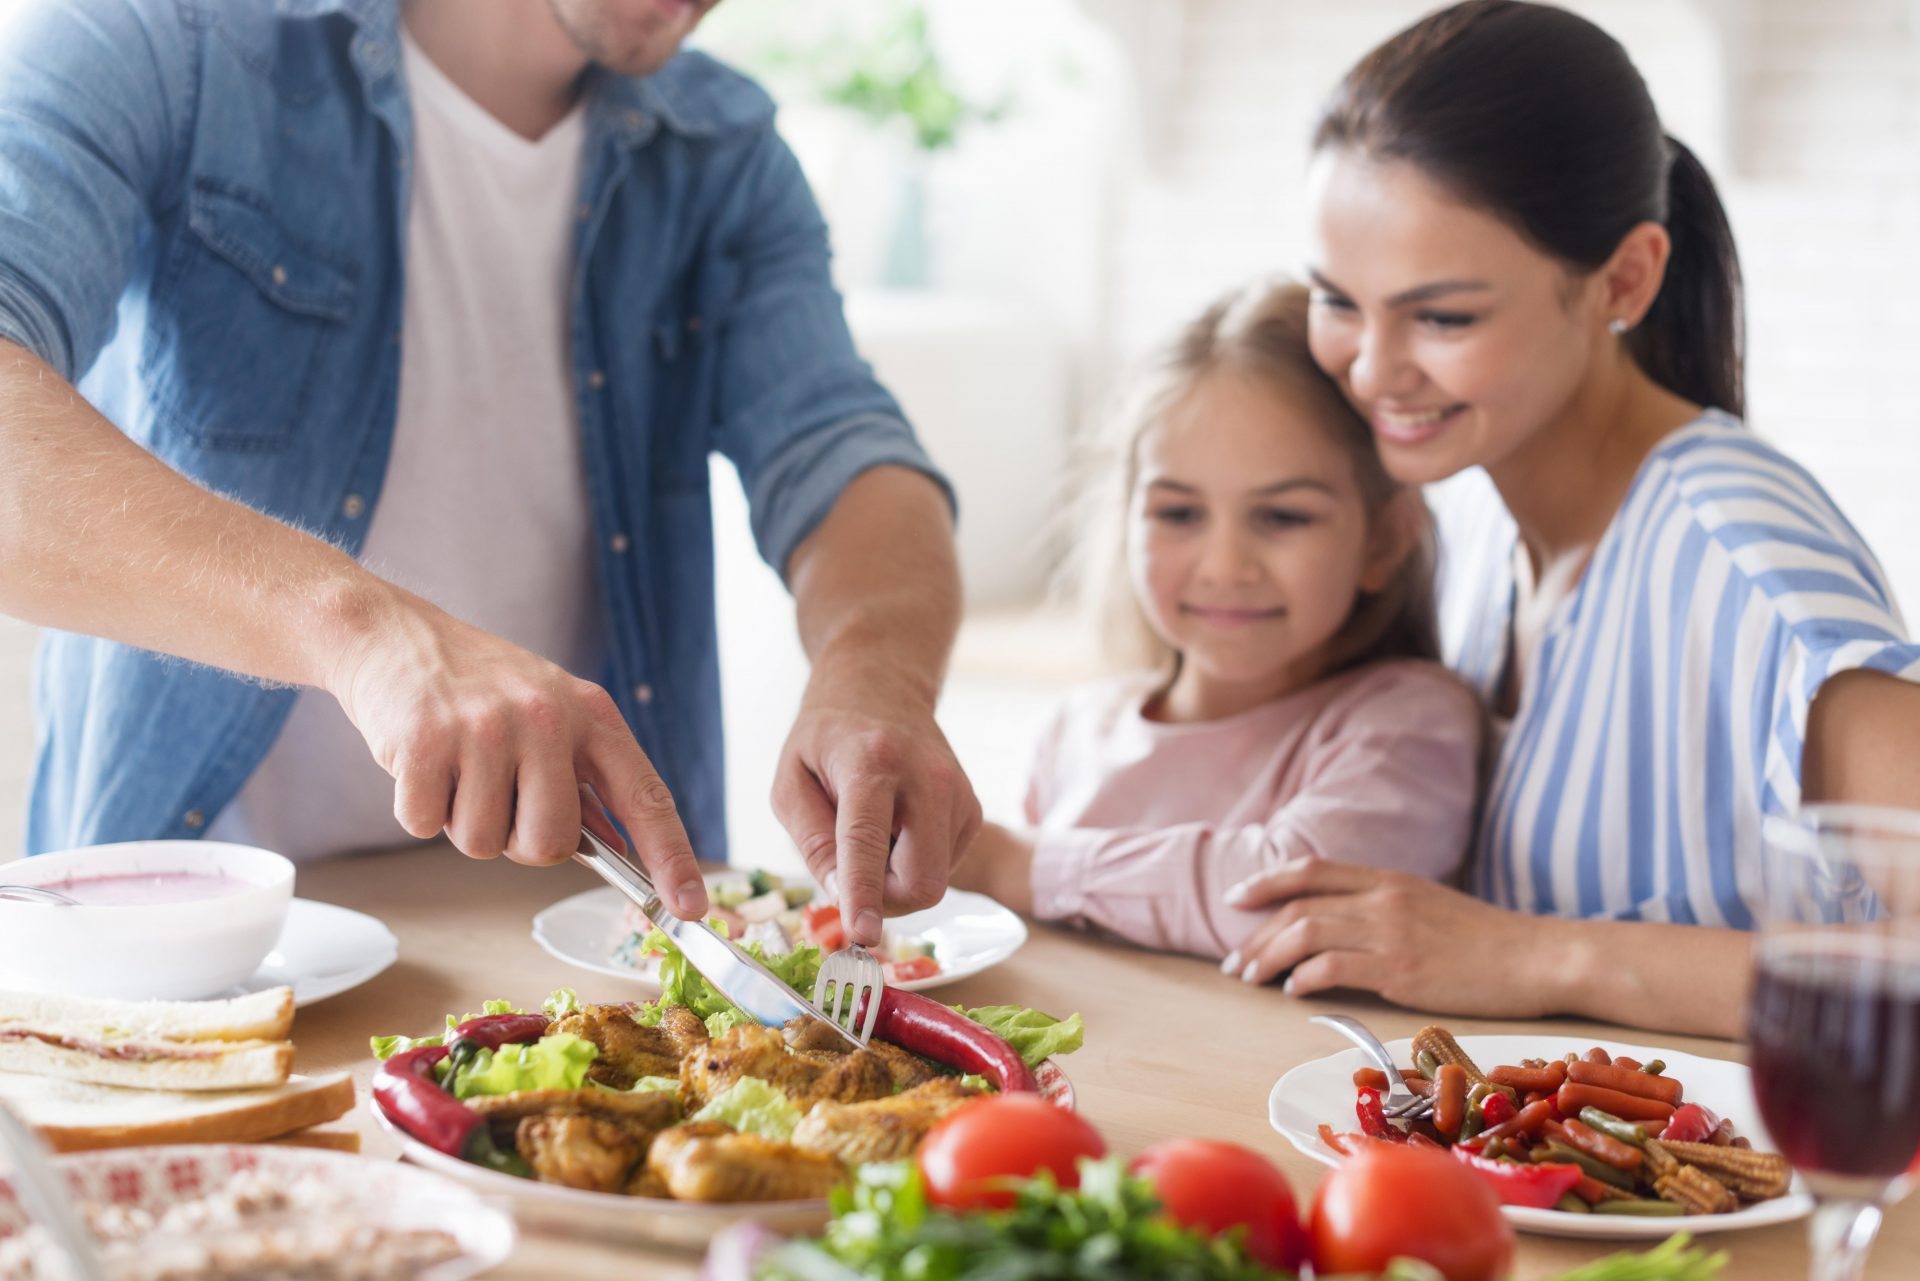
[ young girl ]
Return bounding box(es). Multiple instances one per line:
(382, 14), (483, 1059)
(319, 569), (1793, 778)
(951, 281), (1482, 974)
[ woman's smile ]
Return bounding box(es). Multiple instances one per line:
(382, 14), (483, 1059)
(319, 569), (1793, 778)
(1179, 603), (1288, 627)
(1371, 402), (1467, 448)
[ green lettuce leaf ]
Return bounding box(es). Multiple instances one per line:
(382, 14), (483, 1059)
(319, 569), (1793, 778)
(954, 1005), (1084, 1068)
(542, 988), (583, 1018)
(369, 1033), (443, 1061)
(634, 926), (823, 1029)
(443, 998), (519, 1033)
(444, 1031), (598, 1100)
(690, 1076), (802, 1141)
(628, 1075), (682, 1095)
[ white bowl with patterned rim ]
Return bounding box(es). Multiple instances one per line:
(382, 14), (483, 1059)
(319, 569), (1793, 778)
(371, 1058), (1075, 1249)
(0, 1143), (514, 1279)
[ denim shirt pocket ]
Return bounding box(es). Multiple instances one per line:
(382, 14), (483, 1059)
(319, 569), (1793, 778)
(142, 177), (359, 452)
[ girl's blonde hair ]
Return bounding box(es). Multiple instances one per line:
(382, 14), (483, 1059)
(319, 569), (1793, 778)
(1067, 279), (1440, 678)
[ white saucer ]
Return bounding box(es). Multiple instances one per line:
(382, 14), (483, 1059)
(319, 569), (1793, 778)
(221, 898), (398, 1008)
(531, 885), (1028, 994)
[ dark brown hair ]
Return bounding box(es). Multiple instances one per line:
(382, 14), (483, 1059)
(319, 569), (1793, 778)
(1076, 280), (1439, 677)
(1315, 0), (1745, 417)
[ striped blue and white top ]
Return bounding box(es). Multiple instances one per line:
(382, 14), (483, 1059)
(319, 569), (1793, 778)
(1429, 412), (1920, 929)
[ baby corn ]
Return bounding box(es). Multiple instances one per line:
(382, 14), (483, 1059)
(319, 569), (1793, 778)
(1657, 1140), (1793, 1200)
(1655, 1163), (1739, 1215)
(1411, 1025), (1493, 1090)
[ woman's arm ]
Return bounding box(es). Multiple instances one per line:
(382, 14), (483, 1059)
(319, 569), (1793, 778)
(1226, 860), (1755, 1038)
(1802, 669), (1920, 808)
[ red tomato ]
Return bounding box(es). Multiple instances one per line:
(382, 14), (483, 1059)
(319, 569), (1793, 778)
(1129, 1139), (1307, 1271)
(884, 955), (940, 983)
(1310, 1144), (1513, 1281)
(917, 1095), (1107, 1211)
(802, 904), (848, 952)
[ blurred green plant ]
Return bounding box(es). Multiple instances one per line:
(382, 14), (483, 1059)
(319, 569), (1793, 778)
(742, 1), (1008, 152)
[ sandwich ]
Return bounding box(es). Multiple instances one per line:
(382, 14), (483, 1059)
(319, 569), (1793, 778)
(0, 986), (295, 1091)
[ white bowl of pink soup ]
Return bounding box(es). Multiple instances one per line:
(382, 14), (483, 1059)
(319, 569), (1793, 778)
(0, 841), (295, 1000)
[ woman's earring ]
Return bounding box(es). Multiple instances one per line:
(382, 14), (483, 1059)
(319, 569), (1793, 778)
(1608, 317), (1630, 336)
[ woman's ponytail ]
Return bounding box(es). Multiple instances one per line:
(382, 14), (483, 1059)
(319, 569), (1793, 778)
(1627, 136), (1745, 418)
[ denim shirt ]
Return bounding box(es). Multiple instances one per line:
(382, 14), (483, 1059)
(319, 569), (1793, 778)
(0, 0), (950, 861)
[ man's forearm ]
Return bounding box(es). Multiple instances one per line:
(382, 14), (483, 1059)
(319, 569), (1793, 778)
(1551, 916), (1755, 1039)
(785, 465), (961, 703)
(0, 341), (395, 689)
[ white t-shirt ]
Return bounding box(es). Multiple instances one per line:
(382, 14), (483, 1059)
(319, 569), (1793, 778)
(209, 32), (602, 861)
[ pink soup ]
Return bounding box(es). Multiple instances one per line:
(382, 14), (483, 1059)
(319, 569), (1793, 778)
(37, 871), (259, 907)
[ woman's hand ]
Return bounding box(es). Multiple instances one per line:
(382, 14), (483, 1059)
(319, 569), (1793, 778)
(947, 822), (1036, 915)
(1222, 857), (1565, 1018)
(325, 587), (709, 919)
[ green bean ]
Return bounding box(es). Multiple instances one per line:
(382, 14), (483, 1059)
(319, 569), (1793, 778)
(1593, 1198), (1686, 1216)
(1641, 1059), (1667, 1076)
(1544, 1139), (1637, 1189)
(1414, 1049), (1441, 1078)
(1578, 1107), (1651, 1147)
(1554, 1193), (1593, 1214)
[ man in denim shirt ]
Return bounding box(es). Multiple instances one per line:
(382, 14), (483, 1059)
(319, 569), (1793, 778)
(0, 0), (981, 942)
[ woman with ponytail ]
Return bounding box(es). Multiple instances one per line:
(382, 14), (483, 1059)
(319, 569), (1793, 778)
(1224, 0), (1920, 1034)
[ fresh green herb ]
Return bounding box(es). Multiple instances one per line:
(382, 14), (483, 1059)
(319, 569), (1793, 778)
(1544, 1233), (1727, 1280)
(760, 1159), (1280, 1281)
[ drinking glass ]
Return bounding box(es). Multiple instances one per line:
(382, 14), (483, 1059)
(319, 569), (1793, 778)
(1752, 804), (1920, 1281)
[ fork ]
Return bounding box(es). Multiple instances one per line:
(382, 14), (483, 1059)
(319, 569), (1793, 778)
(813, 942), (886, 1045)
(1310, 1014), (1435, 1123)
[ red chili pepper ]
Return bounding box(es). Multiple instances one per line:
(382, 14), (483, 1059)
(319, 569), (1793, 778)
(374, 1028), (540, 1177)
(1659, 1102), (1721, 1145)
(1479, 1090), (1517, 1130)
(1451, 1147), (1582, 1208)
(450, 1012), (553, 1048)
(1355, 1086), (1404, 1142)
(865, 989), (1041, 1094)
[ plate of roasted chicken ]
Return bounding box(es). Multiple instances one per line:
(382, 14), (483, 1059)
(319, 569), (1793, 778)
(368, 984), (1082, 1248)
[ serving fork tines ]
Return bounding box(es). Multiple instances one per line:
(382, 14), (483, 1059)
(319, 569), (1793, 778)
(1309, 1014), (1436, 1124)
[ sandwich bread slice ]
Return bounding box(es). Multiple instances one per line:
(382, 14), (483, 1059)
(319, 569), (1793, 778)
(0, 1068), (356, 1152)
(0, 986), (295, 1091)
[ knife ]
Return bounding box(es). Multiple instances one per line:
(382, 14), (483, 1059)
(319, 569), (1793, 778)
(572, 828), (865, 1051)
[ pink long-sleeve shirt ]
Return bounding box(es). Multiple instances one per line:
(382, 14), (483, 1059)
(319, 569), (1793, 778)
(1026, 658), (1483, 960)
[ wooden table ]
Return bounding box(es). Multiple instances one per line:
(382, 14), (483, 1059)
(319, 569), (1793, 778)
(294, 845), (1918, 1279)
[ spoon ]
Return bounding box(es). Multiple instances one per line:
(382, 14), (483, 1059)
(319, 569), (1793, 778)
(0, 885), (78, 906)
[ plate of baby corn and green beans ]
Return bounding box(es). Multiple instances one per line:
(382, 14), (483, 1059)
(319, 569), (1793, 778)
(1267, 1026), (1812, 1239)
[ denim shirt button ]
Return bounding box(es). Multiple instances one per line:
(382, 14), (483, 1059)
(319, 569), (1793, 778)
(342, 494), (366, 520)
(625, 111), (646, 131)
(608, 532), (630, 554)
(685, 315), (702, 333)
(588, 369), (607, 390)
(270, 264), (287, 288)
(576, 203), (592, 223)
(633, 683), (654, 706)
(182, 809), (205, 830)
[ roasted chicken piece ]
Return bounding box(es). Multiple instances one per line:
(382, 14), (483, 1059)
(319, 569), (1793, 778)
(790, 1076), (982, 1164)
(466, 1086), (681, 1127)
(683, 1023), (892, 1114)
(783, 1017), (943, 1092)
(647, 1121), (848, 1202)
(515, 1113), (652, 1193)
(551, 1002), (708, 1089)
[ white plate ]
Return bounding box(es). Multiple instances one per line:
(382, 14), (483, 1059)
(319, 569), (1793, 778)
(0, 1142), (513, 1279)
(371, 1058), (1075, 1249)
(1268, 1033), (1813, 1239)
(532, 885), (1028, 993)
(220, 899), (399, 1008)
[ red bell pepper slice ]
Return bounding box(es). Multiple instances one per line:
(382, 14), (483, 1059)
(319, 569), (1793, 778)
(1451, 1146), (1582, 1208)
(1659, 1102), (1720, 1145)
(1355, 1086), (1404, 1142)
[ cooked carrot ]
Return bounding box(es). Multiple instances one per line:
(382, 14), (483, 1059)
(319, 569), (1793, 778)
(1434, 1064), (1468, 1138)
(1566, 1059), (1684, 1105)
(1489, 1061), (1568, 1093)
(1351, 1067), (1433, 1092)
(1557, 1082), (1676, 1124)
(1561, 1117), (1645, 1173)
(1584, 1047), (1612, 1065)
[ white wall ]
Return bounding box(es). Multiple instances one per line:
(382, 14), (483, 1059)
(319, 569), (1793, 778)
(1097, 0), (1920, 609)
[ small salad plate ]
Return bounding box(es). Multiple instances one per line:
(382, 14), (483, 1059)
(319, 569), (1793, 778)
(223, 899), (399, 1009)
(532, 872), (1027, 994)
(1268, 1033), (1812, 1239)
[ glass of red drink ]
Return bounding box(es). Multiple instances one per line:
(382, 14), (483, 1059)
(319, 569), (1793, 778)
(1752, 804), (1920, 1281)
